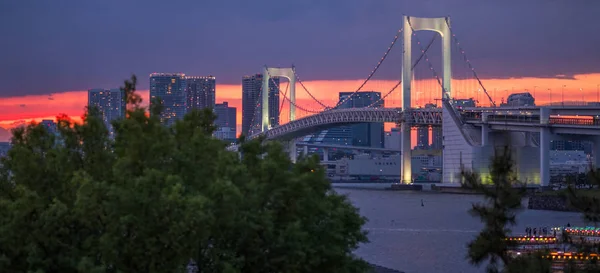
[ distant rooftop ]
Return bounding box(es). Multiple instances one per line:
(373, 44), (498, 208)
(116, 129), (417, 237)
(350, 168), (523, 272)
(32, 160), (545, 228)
(149, 72), (186, 78)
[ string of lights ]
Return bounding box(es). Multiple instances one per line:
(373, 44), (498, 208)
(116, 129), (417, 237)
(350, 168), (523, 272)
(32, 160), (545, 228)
(445, 20), (495, 107)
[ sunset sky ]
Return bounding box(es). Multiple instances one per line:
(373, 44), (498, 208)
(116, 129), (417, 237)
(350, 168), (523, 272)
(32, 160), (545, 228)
(1, 0), (599, 141)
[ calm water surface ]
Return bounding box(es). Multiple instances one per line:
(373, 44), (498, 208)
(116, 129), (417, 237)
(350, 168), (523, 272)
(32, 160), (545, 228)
(334, 184), (585, 273)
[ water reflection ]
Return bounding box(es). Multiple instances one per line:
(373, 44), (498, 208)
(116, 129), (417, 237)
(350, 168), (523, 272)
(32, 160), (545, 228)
(335, 186), (584, 273)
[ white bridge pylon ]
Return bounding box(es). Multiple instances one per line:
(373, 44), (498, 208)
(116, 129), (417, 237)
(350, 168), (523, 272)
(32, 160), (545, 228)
(262, 66), (296, 133)
(401, 15), (452, 183)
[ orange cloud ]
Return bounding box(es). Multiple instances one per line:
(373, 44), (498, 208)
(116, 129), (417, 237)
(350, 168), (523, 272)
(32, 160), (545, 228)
(1, 73), (599, 140)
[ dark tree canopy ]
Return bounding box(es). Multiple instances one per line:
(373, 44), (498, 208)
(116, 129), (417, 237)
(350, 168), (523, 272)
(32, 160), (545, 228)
(0, 75), (369, 273)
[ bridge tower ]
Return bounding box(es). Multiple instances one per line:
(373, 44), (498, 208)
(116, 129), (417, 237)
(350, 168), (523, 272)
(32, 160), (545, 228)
(262, 67), (296, 133)
(401, 16), (452, 183)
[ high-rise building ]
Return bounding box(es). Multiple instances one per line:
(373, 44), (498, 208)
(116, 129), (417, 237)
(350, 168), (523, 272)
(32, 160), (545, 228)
(149, 73), (187, 126)
(425, 103), (442, 150)
(241, 74), (279, 136)
(416, 126), (429, 150)
(338, 91), (384, 147)
(384, 128), (401, 150)
(214, 102), (237, 142)
(431, 126), (443, 150)
(40, 120), (58, 136)
(185, 76), (216, 112)
(0, 142), (10, 159)
(88, 88), (126, 136)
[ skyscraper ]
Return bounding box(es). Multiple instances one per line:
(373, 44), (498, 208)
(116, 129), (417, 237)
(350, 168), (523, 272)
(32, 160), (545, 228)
(149, 73), (187, 126)
(416, 126), (429, 150)
(241, 74), (279, 136)
(425, 103), (442, 150)
(88, 88), (126, 136)
(185, 76), (216, 112)
(338, 91), (384, 147)
(40, 120), (58, 136)
(431, 127), (443, 150)
(214, 101), (237, 142)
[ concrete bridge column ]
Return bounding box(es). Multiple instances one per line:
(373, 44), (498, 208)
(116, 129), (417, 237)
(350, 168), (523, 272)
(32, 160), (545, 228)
(481, 113), (490, 147)
(540, 128), (551, 187)
(401, 123), (412, 184)
(539, 107), (551, 186)
(323, 149), (329, 162)
(594, 137), (600, 171)
(303, 145), (308, 157)
(289, 139), (297, 164)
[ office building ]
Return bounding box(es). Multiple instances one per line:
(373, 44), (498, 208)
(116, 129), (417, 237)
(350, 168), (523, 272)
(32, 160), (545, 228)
(454, 98), (476, 108)
(40, 120), (58, 136)
(0, 142), (10, 159)
(149, 73), (187, 126)
(241, 74), (279, 135)
(502, 92), (535, 107)
(425, 103), (442, 150)
(214, 102), (237, 142)
(384, 128), (401, 150)
(338, 91), (384, 147)
(416, 126), (429, 149)
(431, 126), (443, 150)
(185, 76), (216, 112)
(302, 91), (384, 154)
(88, 88), (126, 136)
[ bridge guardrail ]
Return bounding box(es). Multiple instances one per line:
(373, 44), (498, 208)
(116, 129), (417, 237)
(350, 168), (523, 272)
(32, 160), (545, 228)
(464, 115), (600, 127)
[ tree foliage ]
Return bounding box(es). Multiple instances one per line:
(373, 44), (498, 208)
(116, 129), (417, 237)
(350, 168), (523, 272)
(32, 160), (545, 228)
(0, 75), (369, 273)
(461, 146), (550, 273)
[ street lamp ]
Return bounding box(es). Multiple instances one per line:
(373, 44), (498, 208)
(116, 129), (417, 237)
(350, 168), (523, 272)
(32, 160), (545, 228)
(580, 88), (584, 105)
(533, 86), (537, 100)
(597, 84), (599, 104)
(548, 88), (552, 106)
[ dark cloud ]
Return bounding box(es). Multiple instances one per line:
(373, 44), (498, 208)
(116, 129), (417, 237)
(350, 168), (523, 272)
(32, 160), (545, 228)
(0, 0), (598, 97)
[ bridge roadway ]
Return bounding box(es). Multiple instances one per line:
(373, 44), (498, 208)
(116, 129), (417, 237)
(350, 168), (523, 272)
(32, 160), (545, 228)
(232, 105), (600, 186)
(251, 107), (442, 141)
(251, 105), (600, 141)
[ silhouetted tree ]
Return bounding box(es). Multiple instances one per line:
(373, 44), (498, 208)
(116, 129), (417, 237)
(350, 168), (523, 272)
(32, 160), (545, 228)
(461, 146), (551, 273)
(0, 75), (369, 273)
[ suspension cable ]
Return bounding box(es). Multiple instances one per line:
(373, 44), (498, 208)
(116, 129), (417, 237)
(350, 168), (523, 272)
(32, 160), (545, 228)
(408, 20), (446, 100)
(332, 28), (403, 109)
(265, 69), (322, 113)
(279, 80), (289, 114)
(294, 69), (331, 109)
(445, 20), (495, 107)
(357, 35), (437, 109)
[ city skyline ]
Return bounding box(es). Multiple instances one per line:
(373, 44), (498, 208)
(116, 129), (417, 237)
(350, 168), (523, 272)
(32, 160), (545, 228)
(2, 0), (600, 140)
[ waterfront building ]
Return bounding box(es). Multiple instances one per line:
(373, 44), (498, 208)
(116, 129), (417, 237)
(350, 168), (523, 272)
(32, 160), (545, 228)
(149, 73), (187, 126)
(88, 88), (126, 137)
(214, 101), (237, 143)
(338, 91), (384, 148)
(384, 128), (401, 150)
(241, 74), (279, 135)
(185, 76), (215, 112)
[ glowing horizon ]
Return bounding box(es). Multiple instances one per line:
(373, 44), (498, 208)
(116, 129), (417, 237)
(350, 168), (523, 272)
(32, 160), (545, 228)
(2, 73), (600, 136)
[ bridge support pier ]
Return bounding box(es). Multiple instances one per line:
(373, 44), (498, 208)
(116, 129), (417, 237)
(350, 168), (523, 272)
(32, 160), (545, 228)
(481, 113), (490, 146)
(303, 145), (308, 157)
(401, 123), (412, 184)
(539, 128), (551, 187)
(594, 137), (600, 171)
(539, 108), (551, 187)
(289, 139), (297, 164)
(323, 149), (329, 162)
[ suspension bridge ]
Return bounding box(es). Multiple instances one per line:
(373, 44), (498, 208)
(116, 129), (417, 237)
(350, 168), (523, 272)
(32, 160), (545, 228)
(233, 15), (600, 186)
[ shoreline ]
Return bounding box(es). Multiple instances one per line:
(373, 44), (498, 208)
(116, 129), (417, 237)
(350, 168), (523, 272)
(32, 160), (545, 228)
(331, 182), (582, 212)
